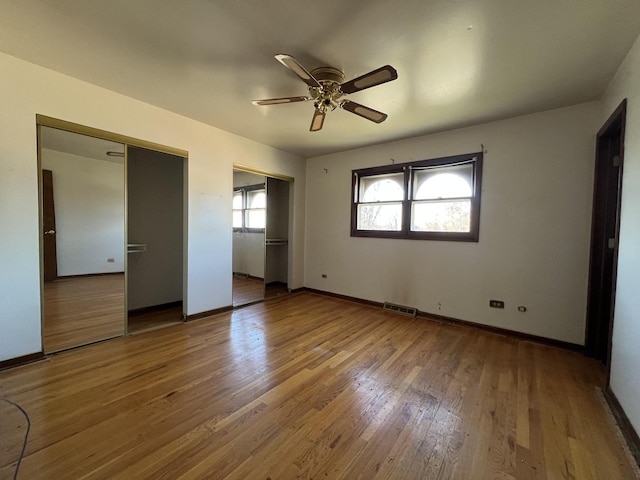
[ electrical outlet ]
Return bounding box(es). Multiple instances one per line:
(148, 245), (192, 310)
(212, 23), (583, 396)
(489, 300), (505, 309)
(107, 258), (115, 263)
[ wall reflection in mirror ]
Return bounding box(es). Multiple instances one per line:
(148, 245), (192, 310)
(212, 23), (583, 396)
(40, 126), (125, 353)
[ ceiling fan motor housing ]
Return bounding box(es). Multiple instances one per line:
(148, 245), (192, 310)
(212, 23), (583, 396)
(309, 67), (345, 111)
(310, 67), (345, 84)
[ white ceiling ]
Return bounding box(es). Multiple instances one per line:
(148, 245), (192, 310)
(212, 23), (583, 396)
(40, 126), (125, 164)
(2, 0), (640, 158)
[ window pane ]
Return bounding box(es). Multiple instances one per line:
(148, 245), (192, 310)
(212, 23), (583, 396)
(246, 208), (266, 229)
(232, 210), (243, 228)
(411, 200), (471, 232)
(232, 192), (243, 209)
(360, 173), (404, 202)
(357, 203), (402, 231)
(413, 164), (473, 200)
(248, 190), (266, 208)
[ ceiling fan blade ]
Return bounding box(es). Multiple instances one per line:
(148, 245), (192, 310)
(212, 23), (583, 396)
(252, 96), (309, 106)
(275, 54), (321, 88)
(309, 109), (326, 132)
(341, 100), (388, 123)
(340, 65), (398, 94)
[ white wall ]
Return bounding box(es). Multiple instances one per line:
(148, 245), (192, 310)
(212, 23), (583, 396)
(0, 52), (305, 362)
(41, 149), (125, 275)
(305, 102), (598, 345)
(601, 33), (640, 437)
(127, 147), (184, 310)
(232, 234), (264, 278)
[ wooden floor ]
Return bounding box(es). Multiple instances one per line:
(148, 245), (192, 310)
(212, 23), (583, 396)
(232, 275), (264, 306)
(265, 281), (290, 300)
(43, 275), (125, 353)
(0, 399), (29, 479)
(128, 304), (184, 334)
(2, 293), (638, 479)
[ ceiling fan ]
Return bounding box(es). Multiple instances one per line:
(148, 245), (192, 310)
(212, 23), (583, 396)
(252, 54), (398, 132)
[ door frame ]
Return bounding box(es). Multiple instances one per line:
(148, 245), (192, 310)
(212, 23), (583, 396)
(36, 115), (189, 350)
(584, 99), (626, 377)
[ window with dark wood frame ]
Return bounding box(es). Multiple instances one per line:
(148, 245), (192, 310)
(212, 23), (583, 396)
(351, 152), (483, 241)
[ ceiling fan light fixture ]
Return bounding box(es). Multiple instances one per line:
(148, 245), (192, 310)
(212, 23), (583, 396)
(254, 54), (398, 132)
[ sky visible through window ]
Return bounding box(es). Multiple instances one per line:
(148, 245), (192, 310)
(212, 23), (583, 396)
(359, 178), (403, 230)
(359, 173), (472, 232)
(416, 173), (471, 199)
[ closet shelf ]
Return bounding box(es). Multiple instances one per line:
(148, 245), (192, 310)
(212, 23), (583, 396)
(127, 243), (147, 253)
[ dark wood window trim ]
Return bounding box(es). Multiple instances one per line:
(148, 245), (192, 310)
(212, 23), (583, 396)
(233, 183), (266, 233)
(351, 152), (483, 242)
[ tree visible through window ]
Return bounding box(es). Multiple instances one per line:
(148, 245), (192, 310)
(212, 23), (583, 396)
(351, 153), (482, 241)
(358, 173), (403, 231)
(412, 165), (474, 233)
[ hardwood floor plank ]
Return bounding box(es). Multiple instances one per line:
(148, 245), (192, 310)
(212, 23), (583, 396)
(43, 275), (125, 353)
(127, 304), (183, 334)
(0, 292), (638, 479)
(232, 275), (263, 306)
(0, 399), (29, 478)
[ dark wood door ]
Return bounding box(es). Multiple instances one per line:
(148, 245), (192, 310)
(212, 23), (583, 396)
(42, 169), (58, 281)
(585, 100), (626, 367)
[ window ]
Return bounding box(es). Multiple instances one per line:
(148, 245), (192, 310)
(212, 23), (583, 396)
(233, 184), (266, 232)
(351, 152), (482, 241)
(232, 191), (244, 228)
(357, 172), (404, 231)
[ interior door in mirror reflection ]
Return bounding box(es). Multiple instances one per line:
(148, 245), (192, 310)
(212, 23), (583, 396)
(42, 169), (58, 281)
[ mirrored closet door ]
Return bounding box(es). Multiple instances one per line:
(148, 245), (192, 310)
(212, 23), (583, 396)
(39, 121), (188, 353)
(232, 169), (267, 306)
(40, 126), (126, 353)
(232, 168), (292, 306)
